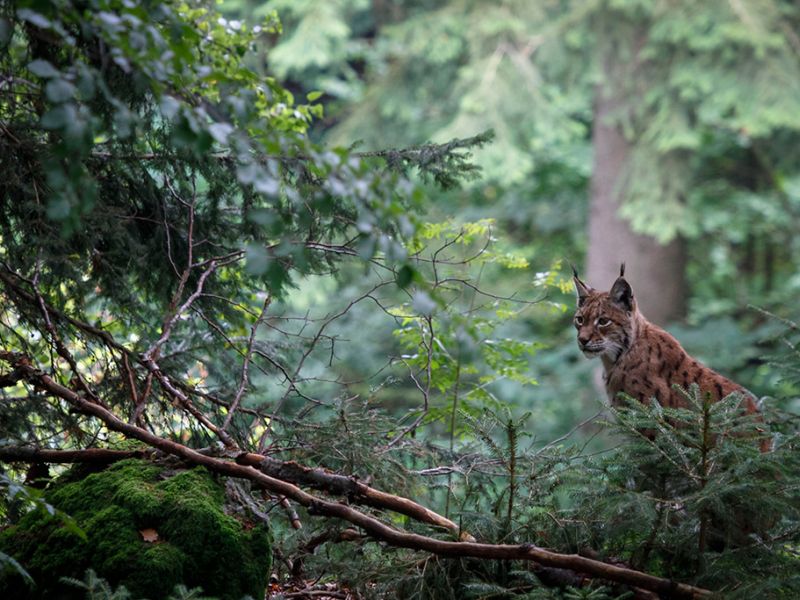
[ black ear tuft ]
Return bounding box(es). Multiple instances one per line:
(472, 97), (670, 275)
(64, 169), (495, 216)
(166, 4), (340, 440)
(568, 261), (579, 278)
(609, 276), (634, 312)
(620, 263), (625, 277)
(572, 265), (595, 308)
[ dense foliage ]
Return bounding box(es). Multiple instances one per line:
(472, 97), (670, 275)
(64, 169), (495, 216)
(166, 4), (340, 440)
(260, 0), (800, 262)
(3, 0), (800, 599)
(227, 0), (800, 427)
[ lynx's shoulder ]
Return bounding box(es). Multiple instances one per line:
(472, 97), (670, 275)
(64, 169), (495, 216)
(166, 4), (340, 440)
(571, 264), (759, 415)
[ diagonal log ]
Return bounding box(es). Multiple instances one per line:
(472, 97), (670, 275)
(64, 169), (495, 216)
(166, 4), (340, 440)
(234, 452), (465, 535)
(0, 350), (711, 599)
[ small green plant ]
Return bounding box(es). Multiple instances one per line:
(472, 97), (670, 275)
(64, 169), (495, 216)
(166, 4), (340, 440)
(390, 220), (547, 453)
(563, 585), (631, 600)
(461, 407), (531, 535)
(61, 570), (131, 600)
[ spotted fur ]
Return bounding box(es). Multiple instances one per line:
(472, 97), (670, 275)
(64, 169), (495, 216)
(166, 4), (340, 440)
(571, 264), (761, 417)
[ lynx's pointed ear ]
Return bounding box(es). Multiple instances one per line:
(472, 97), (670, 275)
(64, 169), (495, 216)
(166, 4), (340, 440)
(609, 276), (635, 312)
(571, 263), (595, 307)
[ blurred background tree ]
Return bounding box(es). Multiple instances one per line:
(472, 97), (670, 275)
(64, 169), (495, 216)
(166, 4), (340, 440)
(219, 0), (800, 418)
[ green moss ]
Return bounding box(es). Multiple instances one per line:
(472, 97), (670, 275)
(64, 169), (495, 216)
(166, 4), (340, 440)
(107, 438), (151, 452)
(130, 544), (189, 599)
(0, 458), (271, 600)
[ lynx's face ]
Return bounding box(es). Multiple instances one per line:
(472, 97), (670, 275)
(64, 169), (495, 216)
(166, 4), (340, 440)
(572, 268), (636, 364)
(573, 293), (632, 362)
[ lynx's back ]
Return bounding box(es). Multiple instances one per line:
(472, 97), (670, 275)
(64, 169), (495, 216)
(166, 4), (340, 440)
(571, 265), (760, 415)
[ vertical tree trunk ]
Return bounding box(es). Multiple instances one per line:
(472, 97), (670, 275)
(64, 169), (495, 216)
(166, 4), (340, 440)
(586, 51), (687, 327)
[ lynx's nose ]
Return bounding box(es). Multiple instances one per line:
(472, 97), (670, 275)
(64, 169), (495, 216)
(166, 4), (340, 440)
(577, 336), (590, 348)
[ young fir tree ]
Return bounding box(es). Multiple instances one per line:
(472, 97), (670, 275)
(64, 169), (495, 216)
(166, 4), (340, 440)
(570, 386), (800, 598)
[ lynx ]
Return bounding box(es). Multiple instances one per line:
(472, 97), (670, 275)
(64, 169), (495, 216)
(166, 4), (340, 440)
(571, 264), (762, 420)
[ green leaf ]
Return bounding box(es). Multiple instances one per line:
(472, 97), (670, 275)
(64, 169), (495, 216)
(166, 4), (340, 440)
(395, 263), (414, 288)
(411, 290), (436, 316)
(28, 59), (60, 78)
(17, 8), (51, 29)
(237, 162), (258, 184)
(253, 174), (279, 195)
(75, 70), (95, 99)
(357, 235), (376, 261)
(45, 78), (77, 103)
(160, 96), (181, 119)
(243, 244), (269, 275)
(265, 259), (289, 293)
(208, 122), (233, 144)
(0, 17), (12, 48)
(46, 197), (71, 220)
(40, 105), (72, 129)
(307, 91), (323, 101)
(0, 551), (34, 583)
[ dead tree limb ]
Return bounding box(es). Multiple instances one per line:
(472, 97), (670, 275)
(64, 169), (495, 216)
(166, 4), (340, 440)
(0, 446), (148, 464)
(0, 350), (712, 599)
(235, 452), (468, 537)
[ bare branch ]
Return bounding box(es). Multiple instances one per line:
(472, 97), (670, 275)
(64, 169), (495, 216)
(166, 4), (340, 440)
(257, 281), (397, 452)
(28, 250), (108, 409)
(223, 293), (273, 431)
(0, 446), (148, 464)
(383, 314), (434, 449)
(142, 258), (218, 362)
(0, 349), (713, 600)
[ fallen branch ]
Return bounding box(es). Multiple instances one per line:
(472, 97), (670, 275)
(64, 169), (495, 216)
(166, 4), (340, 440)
(292, 528), (366, 578)
(0, 350), (712, 599)
(235, 452), (466, 536)
(0, 446), (148, 464)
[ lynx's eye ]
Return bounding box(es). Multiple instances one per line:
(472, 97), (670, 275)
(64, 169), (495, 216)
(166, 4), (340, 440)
(574, 315), (584, 326)
(597, 317), (612, 327)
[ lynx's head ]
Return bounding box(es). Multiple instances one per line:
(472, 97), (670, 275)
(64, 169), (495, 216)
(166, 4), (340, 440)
(571, 264), (636, 363)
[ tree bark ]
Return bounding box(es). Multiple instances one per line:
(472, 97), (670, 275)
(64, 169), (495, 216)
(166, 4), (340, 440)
(587, 40), (687, 327)
(0, 446), (145, 464)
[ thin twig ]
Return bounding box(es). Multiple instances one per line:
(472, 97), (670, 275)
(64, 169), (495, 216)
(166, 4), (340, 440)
(383, 314), (434, 450)
(222, 293), (273, 430)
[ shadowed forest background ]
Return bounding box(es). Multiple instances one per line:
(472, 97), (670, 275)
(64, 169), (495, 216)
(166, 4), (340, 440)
(220, 0), (800, 427)
(2, 0), (800, 599)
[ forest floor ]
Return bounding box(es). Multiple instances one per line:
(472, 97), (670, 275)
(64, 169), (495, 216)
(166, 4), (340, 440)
(266, 578), (366, 599)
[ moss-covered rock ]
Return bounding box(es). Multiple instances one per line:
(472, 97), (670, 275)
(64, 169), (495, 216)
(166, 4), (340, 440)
(0, 458), (271, 600)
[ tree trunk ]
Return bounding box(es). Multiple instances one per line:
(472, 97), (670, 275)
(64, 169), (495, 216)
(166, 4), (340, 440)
(586, 47), (687, 327)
